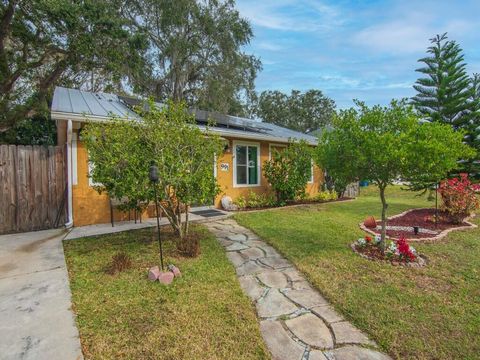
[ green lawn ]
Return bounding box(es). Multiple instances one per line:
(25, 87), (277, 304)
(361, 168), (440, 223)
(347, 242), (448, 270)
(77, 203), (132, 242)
(235, 186), (480, 360)
(64, 225), (270, 360)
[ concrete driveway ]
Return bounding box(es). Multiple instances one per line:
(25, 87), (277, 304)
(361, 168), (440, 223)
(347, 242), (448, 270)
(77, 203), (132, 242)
(0, 229), (83, 360)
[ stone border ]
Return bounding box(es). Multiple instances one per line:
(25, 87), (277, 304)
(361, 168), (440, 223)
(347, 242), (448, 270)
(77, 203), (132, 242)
(358, 208), (477, 242)
(350, 243), (427, 268)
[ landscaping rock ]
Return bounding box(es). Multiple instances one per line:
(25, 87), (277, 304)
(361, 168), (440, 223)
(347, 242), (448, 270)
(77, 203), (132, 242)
(260, 320), (305, 360)
(148, 266), (160, 281)
(283, 289), (328, 309)
(324, 345), (392, 360)
(330, 321), (374, 346)
(256, 289), (298, 318)
(238, 275), (265, 301)
(167, 265), (181, 277)
(285, 313), (333, 349)
(257, 270), (288, 288)
(311, 305), (344, 324)
(158, 271), (174, 285)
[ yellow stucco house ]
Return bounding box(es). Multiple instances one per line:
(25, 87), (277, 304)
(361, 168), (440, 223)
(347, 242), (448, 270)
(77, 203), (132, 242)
(51, 87), (323, 227)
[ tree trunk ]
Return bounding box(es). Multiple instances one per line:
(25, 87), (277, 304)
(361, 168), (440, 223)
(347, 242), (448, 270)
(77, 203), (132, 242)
(379, 184), (388, 252)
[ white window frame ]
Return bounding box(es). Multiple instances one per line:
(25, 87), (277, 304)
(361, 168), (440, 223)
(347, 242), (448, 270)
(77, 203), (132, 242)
(268, 143), (287, 160)
(308, 159), (314, 184)
(233, 140), (261, 188)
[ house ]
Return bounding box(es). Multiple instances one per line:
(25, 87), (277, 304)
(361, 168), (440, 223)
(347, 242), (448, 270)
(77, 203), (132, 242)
(51, 87), (322, 227)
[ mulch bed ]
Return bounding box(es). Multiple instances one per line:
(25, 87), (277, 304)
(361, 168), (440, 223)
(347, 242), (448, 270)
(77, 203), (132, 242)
(351, 243), (427, 267)
(360, 208), (476, 241)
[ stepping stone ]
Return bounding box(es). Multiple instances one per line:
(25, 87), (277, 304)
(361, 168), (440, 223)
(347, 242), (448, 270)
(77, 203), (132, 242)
(291, 280), (312, 290)
(238, 275), (265, 301)
(236, 260), (269, 276)
(227, 234), (248, 242)
(309, 350), (328, 360)
(256, 289), (298, 318)
(226, 242), (250, 252)
(283, 269), (304, 282)
(258, 244), (280, 257)
(240, 247), (265, 260)
(324, 345), (392, 360)
(283, 289), (328, 309)
(257, 271), (288, 288)
(260, 320), (305, 360)
(226, 252), (247, 267)
(311, 305), (344, 324)
(285, 313), (333, 349)
(330, 321), (374, 346)
(260, 256), (292, 269)
(218, 239), (233, 247)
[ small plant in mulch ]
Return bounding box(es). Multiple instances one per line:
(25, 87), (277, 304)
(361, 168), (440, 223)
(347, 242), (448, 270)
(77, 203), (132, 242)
(106, 252), (132, 275)
(175, 232), (201, 257)
(352, 234), (425, 267)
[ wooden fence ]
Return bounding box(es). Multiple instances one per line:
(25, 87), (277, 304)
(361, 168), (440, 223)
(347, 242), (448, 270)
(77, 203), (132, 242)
(0, 145), (66, 234)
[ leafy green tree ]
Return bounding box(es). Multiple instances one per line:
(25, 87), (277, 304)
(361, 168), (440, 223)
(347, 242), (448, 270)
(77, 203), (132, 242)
(124, 0), (261, 117)
(264, 141), (313, 203)
(0, 0), (148, 132)
(0, 115), (56, 145)
(83, 100), (223, 249)
(316, 100), (473, 250)
(257, 89), (336, 133)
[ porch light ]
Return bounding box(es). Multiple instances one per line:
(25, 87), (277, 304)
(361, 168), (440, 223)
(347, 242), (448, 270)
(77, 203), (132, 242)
(149, 164), (159, 183)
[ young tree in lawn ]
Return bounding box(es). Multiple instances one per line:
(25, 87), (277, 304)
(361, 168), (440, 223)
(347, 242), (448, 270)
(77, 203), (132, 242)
(263, 140), (313, 204)
(83, 100), (223, 255)
(316, 100), (473, 250)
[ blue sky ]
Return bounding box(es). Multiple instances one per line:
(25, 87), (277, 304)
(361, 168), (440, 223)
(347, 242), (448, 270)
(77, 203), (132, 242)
(237, 0), (480, 109)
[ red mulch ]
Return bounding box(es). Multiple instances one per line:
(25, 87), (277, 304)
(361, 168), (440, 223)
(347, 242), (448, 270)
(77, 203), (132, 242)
(353, 244), (424, 266)
(373, 208), (469, 239)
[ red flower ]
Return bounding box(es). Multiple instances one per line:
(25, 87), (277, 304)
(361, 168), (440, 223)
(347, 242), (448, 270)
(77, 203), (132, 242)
(396, 236), (416, 262)
(365, 235), (372, 243)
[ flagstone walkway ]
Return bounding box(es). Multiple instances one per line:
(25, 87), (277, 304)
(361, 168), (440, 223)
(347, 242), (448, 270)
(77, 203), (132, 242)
(205, 219), (391, 360)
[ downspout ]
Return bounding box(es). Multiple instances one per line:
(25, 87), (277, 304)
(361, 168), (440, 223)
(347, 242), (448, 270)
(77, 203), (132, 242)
(65, 119), (74, 228)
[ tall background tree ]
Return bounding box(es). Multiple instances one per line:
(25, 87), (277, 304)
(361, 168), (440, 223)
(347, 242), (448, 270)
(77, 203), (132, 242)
(0, 0), (148, 133)
(256, 89), (335, 133)
(411, 33), (480, 176)
(122, 0), (261, 117)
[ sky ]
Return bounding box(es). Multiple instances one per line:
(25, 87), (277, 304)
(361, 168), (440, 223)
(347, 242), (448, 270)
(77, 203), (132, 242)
(237, 0), (480, 109)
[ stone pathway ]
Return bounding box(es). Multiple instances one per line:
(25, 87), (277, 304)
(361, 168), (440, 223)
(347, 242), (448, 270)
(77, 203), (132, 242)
(205, 219), (391, 360)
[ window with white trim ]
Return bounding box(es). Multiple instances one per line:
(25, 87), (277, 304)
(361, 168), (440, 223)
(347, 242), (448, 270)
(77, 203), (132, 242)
(234, 143), (260, 186)
(307, 160), (314, 183)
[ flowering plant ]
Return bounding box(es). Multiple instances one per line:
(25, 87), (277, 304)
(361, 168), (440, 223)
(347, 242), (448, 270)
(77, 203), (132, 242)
(385, 236), (417, 262)
(439, 174), (480, 224)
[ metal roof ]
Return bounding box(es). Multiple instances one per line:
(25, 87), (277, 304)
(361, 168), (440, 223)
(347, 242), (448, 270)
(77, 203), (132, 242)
(51, 87), (318, 145)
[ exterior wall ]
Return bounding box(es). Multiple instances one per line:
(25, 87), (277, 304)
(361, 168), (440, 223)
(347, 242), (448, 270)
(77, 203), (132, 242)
(213, 137), (323, 207)
(69, 129), (323, 226)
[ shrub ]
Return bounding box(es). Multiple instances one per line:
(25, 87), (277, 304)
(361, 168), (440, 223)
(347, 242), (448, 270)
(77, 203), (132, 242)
(234, 191), (276, 209)
(439, 173), (480, 223)
(106, 252), (132, 275)
(314, 190), (337, 202)
(264, 140), (312, 203)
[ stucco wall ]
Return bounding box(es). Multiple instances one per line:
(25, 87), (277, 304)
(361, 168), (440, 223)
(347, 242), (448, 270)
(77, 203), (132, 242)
(71, 135), (323, 226)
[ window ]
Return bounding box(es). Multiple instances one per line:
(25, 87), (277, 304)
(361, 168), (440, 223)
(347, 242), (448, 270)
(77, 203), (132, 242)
(234, 142), (260, 186)
(307, 159), (314, 183)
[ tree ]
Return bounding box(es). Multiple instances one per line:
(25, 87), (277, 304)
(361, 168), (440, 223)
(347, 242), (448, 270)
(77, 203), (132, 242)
(0, 0), (148, 132)
(257, 89), (335, 133)
(316, 100), (473, 250)
(263, 141), (312, 203)
(123, 0), (261, 117)
(412, 33), (479, 176)
(83, 100), (223, 253)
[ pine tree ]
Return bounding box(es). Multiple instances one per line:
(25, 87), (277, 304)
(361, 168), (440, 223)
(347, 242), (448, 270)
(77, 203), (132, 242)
(412, 33), (473, 128)
(412, 33), (479, 177)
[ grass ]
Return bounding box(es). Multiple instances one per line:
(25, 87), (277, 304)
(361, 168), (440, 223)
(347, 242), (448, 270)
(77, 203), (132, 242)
(64, 225), (270, 360)
(235, 186), (480, 360)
